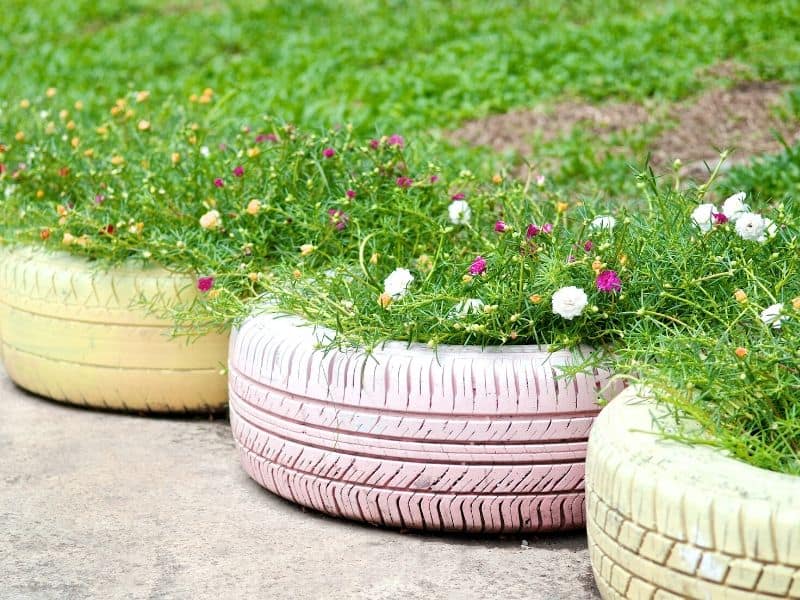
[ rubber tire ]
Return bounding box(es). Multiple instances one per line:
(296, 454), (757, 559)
(0, 246), (228, 413)
(229, 312), (624, 533)
(586, 387), (800, 599)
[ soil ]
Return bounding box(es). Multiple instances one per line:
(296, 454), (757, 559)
(450, 76), (800, 180)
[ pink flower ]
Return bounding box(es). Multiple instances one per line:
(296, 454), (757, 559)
(387, 134), (405, 147)
(197, 276), (215, 292)
(346, 189), (356, 199)
(451, 192), (465, 201)
(567, 255), (576, 263)
(429, 175), (439, 184)
(469, 255), (487, 275)
(526, 224), (540, 238)
(494, 220), (507, 233)
(327, 208), (349, 231)
(256, 133), (278, 143)
(369, 139), (380, 149)
(94, 194), (105, 204)
(323, 147), (335, 158)
(713, 211), (728, 224)
(214, 178), (224, 188)
(596, 270), (621, 293)
(233, 165), (244, 177)
(542, 223), (553, 234)
(396, 176), (413, 188)
(583, 240), (594, 253)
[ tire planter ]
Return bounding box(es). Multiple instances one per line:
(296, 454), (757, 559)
(229, 312), (624, 533)
(0, 246), (228, 413)
(586, 387), (800, 599)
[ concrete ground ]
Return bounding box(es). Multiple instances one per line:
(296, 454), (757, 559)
(0, 364), (600, 600)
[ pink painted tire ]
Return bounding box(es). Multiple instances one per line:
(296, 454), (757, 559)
(229, 313), (623, 533)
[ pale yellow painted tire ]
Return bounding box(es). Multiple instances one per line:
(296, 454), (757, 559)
(586, 387), (800, 599)
(0, 246), (228, 413)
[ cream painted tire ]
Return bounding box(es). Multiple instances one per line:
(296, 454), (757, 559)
(0, 246), (228, 413)
(229, 312), (624, 533)
(586, 387), (800, 599)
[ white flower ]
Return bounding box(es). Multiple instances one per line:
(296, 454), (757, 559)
(735, 212), (768, 242)
(384, 268), (414, 299)
(451, 298), (484, 318)
(721, 192), (749, 221)
(199, 209), (222, 230)
(4, 185), (17, 199)
(448, 200), (471, 225)
(760, 303), (785, 329)
(691, 203), (717, 233)
(199, 146), (210, 158)
(551, 286), (589, 320)
(590, 215), (616, 230)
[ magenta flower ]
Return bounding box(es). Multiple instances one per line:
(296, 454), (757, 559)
(596, 270), (622, 293)
(369, 139), (380, 150)
(713, 212), (728, 224)
(256, 133), (278, 143)
(396, 176), (413, 188)
(213, 178), (224, 188)
(430, 175), (439, 184)
(197, 276), (215, 293)
(387, 134), (405, 147)
(567, 255), (576, 263)
(542, 223), (554, 234)
(327, 208), (349, 231)
(494, 220), (507, 233)
(451, 192), (465, 201)
(323, 147), (335, 158)
(469, 255), (487, 276)
(233, 165), (244, 177)
(346, 189), (356, 199)
(94, 194), (105, 204)
(526, 224), (540, 238)
(583, 240), (594, 253)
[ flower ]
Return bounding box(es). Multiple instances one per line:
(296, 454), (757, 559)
(494, 220), (507, 233)
(213, 178), (224, 188)
(396, 176), (413, 188)
(327, 208), (349, 231)
(712, 211), (728, 224)
(542, 223), (554, 234)
(691, 203), (717, 233)
(529, 294), (542, 304)
(721, 192), (749, 221)
(535, 174), (546, 187)
(199, 209), (222, 230)
(760, 303), (785, 329)
(556, 201), (569, 213)
(551, 286), (588, 320)
(197, 276), (214, 292)
(596, 270), (622, 293)
(734, 289), (748, 303)
(200, 146), (210, 158)
(793, 297), (800, 311)
(246, 199), (261, 215)
(526, 224), (540, 238)
(451, 192), (465, 201)
(735, 212), (769, 242)
(110, 155), (124, 166)
(369, 139), (380, 150)
(378, 292), (393, 308)
(346, 189), (356, 199)
(734, 347), (748, 359)
(583, 240), (594, 253)
(137, 120), (150, 131)
(322, 147), (335, 158)
(40, 228), (51, 240)
(492, 174), (503, 185)
(468, 256), (487, 275)
(300, 243), (315, 256)
(448, 200), (471, 225)
(94, 194), (105, 204)
(590, 215), (616, 230)
(233, 165), (244, 177)
(384, 268), (414, 299)
(171, 152), (181, 165)
(387, 134), (405, 147)
(452, 298), (484, 317)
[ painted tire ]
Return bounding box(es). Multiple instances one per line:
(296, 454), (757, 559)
(0, 246), (228, 413)
(229, 312), (623, 533)
(586, 387), (800, 599)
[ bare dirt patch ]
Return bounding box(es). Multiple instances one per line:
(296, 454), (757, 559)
(450, 79), (799, 179)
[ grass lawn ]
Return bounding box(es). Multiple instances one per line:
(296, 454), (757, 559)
(3, 0), (800, 191)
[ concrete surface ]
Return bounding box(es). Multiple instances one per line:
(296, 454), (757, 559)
(0, 365), (601, 600)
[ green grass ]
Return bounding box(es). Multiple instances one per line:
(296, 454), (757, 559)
(3, 0), (800, 136)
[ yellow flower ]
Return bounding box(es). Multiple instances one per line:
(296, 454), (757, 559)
(59, 109), (69, 120)
(529, 293), (542, 304)
(84, 148), (95, 158)
(19, 99), (30, 109)
(66, 120), (76, 131)
(734, 347), (748, 359)
(46, 87), (57, 98)
(462, 274), (473, 284)
(292, 269), (302, 279)
(591, 259), (605, 274)
(110, 155), (125, 166)
(199, 209), (222, 230)
(74, 100), (84, 111)
(61, 232), (75, 245)
(56, 204), (68, 217)
(110, 105), (123, 117)
(128, 222), (144, 235)
(792, 297), (800, 311)
(137, 120), (151, 131)
(135, 90), (150, 103)
(378, 292), (393, 309)
(556, 201), (569, 214)
(14, 131), (25, 142)
(369, 252), (380, 265)
(248, 272), (261, 282)
(246, 199), (261, 215)
(171, 152), (181, 165)
(71, 137), (80, 149)
(35, 189), (45, 198)
(247, 147), (261, 158)
(299, 243), (315, 256)
(207, 289), (221, 300)
(734, 289), (748, 303)
(189, 93), (198, 103)
(124, 108), (135, 119)
(96, 125), (109, 136)
(45, 122), (56, 135)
